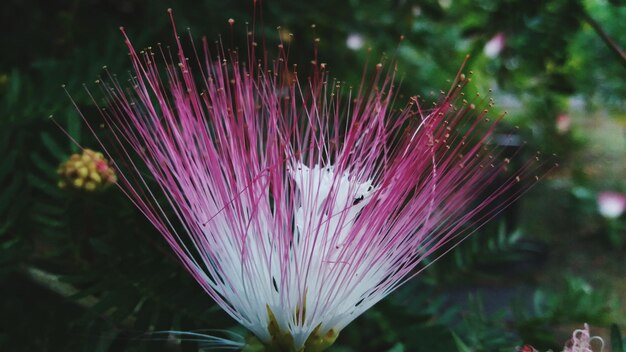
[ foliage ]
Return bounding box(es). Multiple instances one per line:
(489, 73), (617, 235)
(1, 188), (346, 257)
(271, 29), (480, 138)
(330, 283), (459, 351)
(612, 324), (625, 352)
(423, 221), (548, 286)
(513, 276), (622, 350)
(451, 295), (521, 352)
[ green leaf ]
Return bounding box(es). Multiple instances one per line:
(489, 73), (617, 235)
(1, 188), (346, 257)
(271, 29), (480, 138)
(451, 332), (472, 352)
(0, 178), (20, 215)
(0, 151), (17, 180)
(4, 69), (22, 109)
(27, 173), (62, 198)
(93, 329), (119, 352)
(89, 238), (113, 255)
(612, 324), (624, 352)
(386, 342), (405, 352)
(40, 131), (67, 160)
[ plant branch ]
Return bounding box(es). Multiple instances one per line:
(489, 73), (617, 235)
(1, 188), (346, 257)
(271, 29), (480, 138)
(23, 266), (136, 327)
(581, 10), (626, 70)
(24, 266), (99, 308)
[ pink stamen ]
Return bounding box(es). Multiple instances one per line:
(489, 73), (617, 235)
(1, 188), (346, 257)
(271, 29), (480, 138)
(69, 11), (547, 349)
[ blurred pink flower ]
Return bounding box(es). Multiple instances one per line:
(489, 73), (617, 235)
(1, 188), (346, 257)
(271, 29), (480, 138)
(556, 114), (572, 134)
(597, 191), (626, 219)
(484, 32), (506, 58)
(346, 33), (364, 50)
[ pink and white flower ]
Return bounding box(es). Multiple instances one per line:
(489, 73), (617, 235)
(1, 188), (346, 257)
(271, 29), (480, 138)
(519, 324), (605, 352)
(556, 113), (572, 134)
(484, 32), (506, 58)
(346, 33), (365, 50)
(71, 10), (540, 351)
(563, 324), (604, 352)
(597, 191), (626, 219)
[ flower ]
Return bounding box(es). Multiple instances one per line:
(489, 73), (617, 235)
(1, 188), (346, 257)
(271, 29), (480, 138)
(57, 149), (117, 191)
(484, 32), (506, 58)
(563, 324), (604, 352)
(519, 324), (604, 352)
(346, 33), (364, 50)
(597, 191), (626, 219)
(556, 113), (572, 134)
(74, 10), (540, 351)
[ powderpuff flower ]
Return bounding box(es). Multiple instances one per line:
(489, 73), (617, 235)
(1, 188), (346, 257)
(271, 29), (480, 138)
(346, 33), (365, 50)
(556, 113), (572, 134)
(484, 32), (506, 58)
(597, 191), (626, 219)
(563, 324), (604, 352)
(69, 10), (541, 351)
(518, 324), (604, 352)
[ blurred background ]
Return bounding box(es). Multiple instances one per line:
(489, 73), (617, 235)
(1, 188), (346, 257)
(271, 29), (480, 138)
(0, 0), (625, 351)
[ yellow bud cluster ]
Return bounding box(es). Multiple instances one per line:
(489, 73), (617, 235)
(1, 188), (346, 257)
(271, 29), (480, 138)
(0, 74), (8, 88)
(57, 149), (117, 191)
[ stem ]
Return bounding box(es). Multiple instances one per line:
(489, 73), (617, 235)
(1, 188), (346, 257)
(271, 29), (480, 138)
(581, 10), (626, 69)
(23, 266), (136, 327)
(24, 266), (99, 308)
